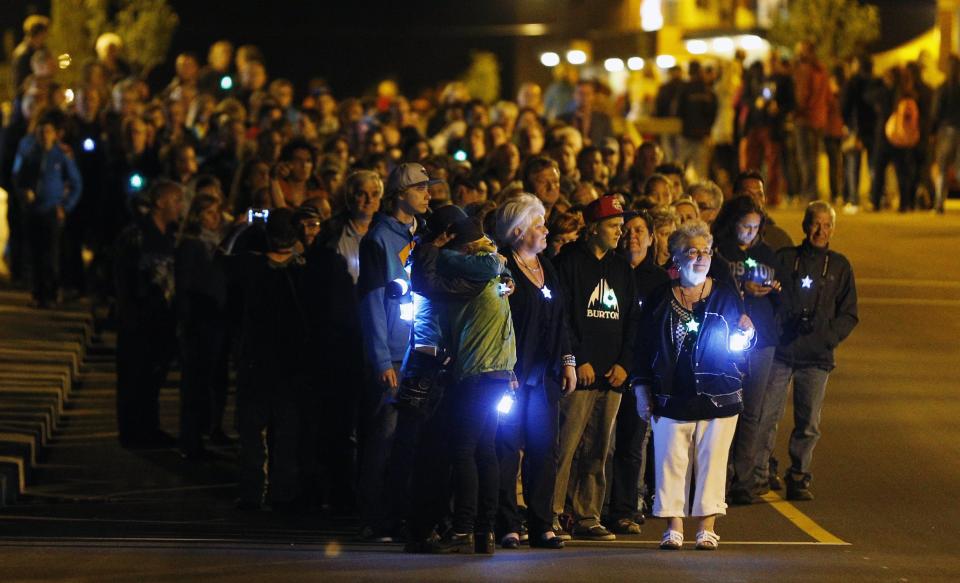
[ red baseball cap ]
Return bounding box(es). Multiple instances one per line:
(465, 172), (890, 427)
(583, 195), (625, 223)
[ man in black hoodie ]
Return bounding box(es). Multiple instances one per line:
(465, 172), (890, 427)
(553, 196), (638, 541)
(753, 202), (858, 501)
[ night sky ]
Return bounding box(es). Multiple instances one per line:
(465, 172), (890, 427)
(4, 0), (941, 99)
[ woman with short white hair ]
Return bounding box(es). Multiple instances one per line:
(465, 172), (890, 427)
(493, 194), (577, 550)
(633, 219), (754, 550)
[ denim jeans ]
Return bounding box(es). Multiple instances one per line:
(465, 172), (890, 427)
(450, 374), (504, 534)
(753, 359), (831, 484)
(728, 346), (775, 494)
(935, 126), (960, 211)
(553, 389), (622, 527)
(795, 125), (822, 201)
(844, 146), (869, 206)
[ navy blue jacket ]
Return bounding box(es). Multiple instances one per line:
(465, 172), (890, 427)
(633, 279), (746, 401)
(12, 136), (83, 214)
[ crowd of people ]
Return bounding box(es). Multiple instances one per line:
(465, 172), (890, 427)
(1, 16), (894, 553)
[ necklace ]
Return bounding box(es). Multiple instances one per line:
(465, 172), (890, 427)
(677, 279), (707, 310)
(513, 251), (545, 288)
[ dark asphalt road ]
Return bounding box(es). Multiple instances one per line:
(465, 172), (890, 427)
(1, 207), (958, 582)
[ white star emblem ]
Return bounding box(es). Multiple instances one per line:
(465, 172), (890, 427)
(801, 275), (814, 289)
(541, 285), (552, 299)
(685, 320), (700, 333)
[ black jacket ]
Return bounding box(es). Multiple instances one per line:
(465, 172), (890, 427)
(715, 237), (782, 349)
(555, 240), (638, 390)
(505, 253), (572, 400)
(633, 279), (745, 401)
(774, 241), (858, 370)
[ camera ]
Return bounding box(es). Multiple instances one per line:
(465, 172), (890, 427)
(396, 348), (450, 416)
(790, 308), (816, 335)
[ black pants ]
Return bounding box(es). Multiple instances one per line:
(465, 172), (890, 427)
(60, 209), (87, 294)
(871, 141), (917, 211)
(406, 386), (456, 540)
(608, 388), (651, 520)
(311, 374), (359, 511)
(237, 369), (305, 507)
(450, 374), (503, 534)
(26, 209), (62, 305)
(116, 319), (176, 444)
(178, 318), (225, 454)
(496, 379), (559, 537)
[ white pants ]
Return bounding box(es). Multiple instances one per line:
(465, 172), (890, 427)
(652, 415), (738, 518)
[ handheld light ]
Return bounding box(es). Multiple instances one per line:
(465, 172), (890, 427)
(497, 391), (515, 414)
(220, 75), (233, 91)
(82, 138), (95, 152)
(728, 327), (755, 352)
(129, 173), (145, 191)
(453, 150), (468, 162)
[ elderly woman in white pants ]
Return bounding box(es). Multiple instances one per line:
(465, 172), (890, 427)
(632, 220), (753, 550)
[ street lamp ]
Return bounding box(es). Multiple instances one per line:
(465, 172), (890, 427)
(656, 55), (677, 69)
(604, 58), (625, 72)
(540, 52), (560, 67)
(566, 49), (588, 65)
(686, 39), (708, 55)
(641, 0), (664, 32)
(627, 57), (645, 71)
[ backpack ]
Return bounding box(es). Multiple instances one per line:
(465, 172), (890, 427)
(885, 98), (920, 148)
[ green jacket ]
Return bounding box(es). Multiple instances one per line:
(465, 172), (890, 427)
(445, 278), (517, 381)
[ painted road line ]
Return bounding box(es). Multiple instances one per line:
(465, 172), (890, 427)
(859, 297), (960, 308)
(0, 536), (849, 548)
(761, 491), (849, 545)
(858, 278), (960, 288)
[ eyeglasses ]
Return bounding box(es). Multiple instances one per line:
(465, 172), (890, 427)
(682, 247), (714, 259)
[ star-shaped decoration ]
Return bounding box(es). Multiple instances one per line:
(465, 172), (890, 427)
(801, 275), (814, 289)
(744, 257), (758, 269)
(685, 319), (700, 333)
(541, 285), (553, 300)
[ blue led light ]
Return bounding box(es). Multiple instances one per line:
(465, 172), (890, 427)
(497, 392), (515, 414)
(82, 138), (95, 152)
(453, 150), (468, 162)
(220, 75), (233, 91)
(801, 275), (814, 289)
(685, 319), (700, 333)
(400, 302), (414, 322)
(541, 285), (552, 299)
(744, 257), (758, 268)
(129, 173), (144, 191)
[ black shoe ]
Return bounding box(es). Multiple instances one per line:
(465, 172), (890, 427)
(727, 489), (763, 505)
(424, 530), (474, 554)
(529, 533), (564, 549)
(474, 531), (495, 555)
(769, 473), (784, 491)
(518, 522), (529, 542)
(572, 524), (616, 541)
(123, 430), (177, 449)
(500, 534), (521, 549)
(786, 476), (814, 501)
(207, 429), (236, 446)
(235, 499), (262, 511)
(403, 530), (439, 553)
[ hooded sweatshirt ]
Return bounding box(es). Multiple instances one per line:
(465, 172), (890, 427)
(357, 212), (418, 372)
(555, 239), (638, 390)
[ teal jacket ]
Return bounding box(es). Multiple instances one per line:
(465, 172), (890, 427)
(444, 277), (517, 381)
